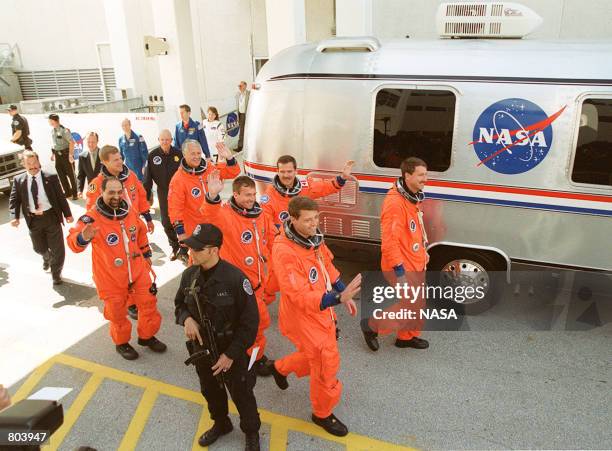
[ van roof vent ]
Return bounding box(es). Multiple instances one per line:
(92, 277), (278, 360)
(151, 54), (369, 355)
(316, 36), (381, 53)
(436, 2), (542, 38)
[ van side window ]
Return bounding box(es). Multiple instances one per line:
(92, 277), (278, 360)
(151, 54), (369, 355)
(373, 88), (454, 171)
(572, 99), (612, 187)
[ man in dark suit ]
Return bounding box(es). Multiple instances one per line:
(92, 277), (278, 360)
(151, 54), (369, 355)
(235, 81), (250, 152)
(9, 150), (74, 285)
(77, 131), (102, 197)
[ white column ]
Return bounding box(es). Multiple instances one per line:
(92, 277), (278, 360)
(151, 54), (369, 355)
(265, 0), (306, 58)
(104, 0), (149, 100)
(335, 0), (373, 36)
(151, 0), (202, 118)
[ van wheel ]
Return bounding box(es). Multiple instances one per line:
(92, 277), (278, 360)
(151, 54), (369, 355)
(427, 249), (505, 315)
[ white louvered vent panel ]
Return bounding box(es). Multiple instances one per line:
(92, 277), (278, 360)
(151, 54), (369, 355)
(445, 22), (486, 35)
(17, 68), (117, 103)
(491, 4), (504, 16)
(351, 220), (371, 239)
(446, 3), (487, 16)
(322, 217), (343, 236)
(489, 22), (502, 34)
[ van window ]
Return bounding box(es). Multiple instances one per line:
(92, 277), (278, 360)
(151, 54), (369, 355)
(572, 99), (612, 187)
(373, 88), (455, 172)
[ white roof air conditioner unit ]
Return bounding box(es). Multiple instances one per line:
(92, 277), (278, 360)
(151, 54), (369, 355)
(436, 2), (542, 38)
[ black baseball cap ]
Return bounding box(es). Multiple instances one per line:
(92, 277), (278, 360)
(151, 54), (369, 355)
(6, 104), (17, 111)
(182, 223), (223, 251)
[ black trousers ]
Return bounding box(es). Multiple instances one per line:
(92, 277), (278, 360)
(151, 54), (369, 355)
(238, 113), (246, 150)
(29, 211), (65, 277)
(194, 350), (260, 434)
(158, 191), (179, 252)
(54, 151), (77, 197)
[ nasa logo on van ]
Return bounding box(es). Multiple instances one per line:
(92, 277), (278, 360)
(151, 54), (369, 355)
(71, 132), (83, 158)
(308, 266), (318, 283)
(471, 98), (566, 175)
(226, 112), (239, 138)
(191, 187), (201, 198)
(241, 230), (253, 244)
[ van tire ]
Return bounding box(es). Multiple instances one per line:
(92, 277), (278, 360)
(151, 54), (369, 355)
(427, 248), (506, 316)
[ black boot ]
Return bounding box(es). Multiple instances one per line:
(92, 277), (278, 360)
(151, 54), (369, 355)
(198, 418), (233, 447)
(127, 305), (138, 320)
(361, 319), (379, 351)
(137, 336), (167, 353)
(265, 360), (288, 390)
(311, 413), (348, 437)
(245, 432), (260, 451)
(116, 343), (139, 360)
(395, 336), (429, 349)
(254, 355), (272, 377)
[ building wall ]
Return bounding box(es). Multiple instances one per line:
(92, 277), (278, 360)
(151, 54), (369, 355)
(372, 0), (612, 39)
(0, 0), (111, 70)
(191, 0), (254, 116)
(306, 0), (335, 42)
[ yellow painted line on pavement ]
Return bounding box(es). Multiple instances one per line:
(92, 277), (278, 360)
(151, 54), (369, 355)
(16, 354), (417, 451)
(118, 388), (159, 451)
(269, 422), (289, 451)
(11, 358), (55, 403)
(191, 406), (213, 451)
(48, 372), (104, 449)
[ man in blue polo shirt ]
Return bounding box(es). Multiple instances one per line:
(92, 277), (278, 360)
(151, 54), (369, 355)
(119, 118), (148, 181)
(173, 104), (210, 159)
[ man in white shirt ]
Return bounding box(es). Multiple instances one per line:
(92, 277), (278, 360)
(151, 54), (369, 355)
(235, 81), (250, 152)
(9, 150), (74, 285)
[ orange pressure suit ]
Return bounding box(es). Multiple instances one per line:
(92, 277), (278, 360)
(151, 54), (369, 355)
(168, 157), (240, 238)
(67, 197), (161, 345)
(262, 174), (345, 230)
(261, 174), (346, 302)
(86, 165), (151, 221)
(375, 177), (428, 340)
(200, 194), (278, 362)
(272, 222), (347, 419)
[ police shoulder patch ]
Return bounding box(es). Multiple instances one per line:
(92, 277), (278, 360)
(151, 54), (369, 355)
(88, 182), (97, 193)
(243, 278), (254, 296)
(79, 215), (94, 224)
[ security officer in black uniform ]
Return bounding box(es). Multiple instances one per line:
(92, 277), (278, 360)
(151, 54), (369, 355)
(48, 113), (78, 199)
(8, 105), (32, 150)
(174, 223), (261, 450)
(143, 129), (185, 261)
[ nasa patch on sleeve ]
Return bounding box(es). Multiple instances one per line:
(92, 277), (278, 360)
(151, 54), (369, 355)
(79, 215), (94, 224)
(259, 194), (270, 204)
(243, 278), (254, 296)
